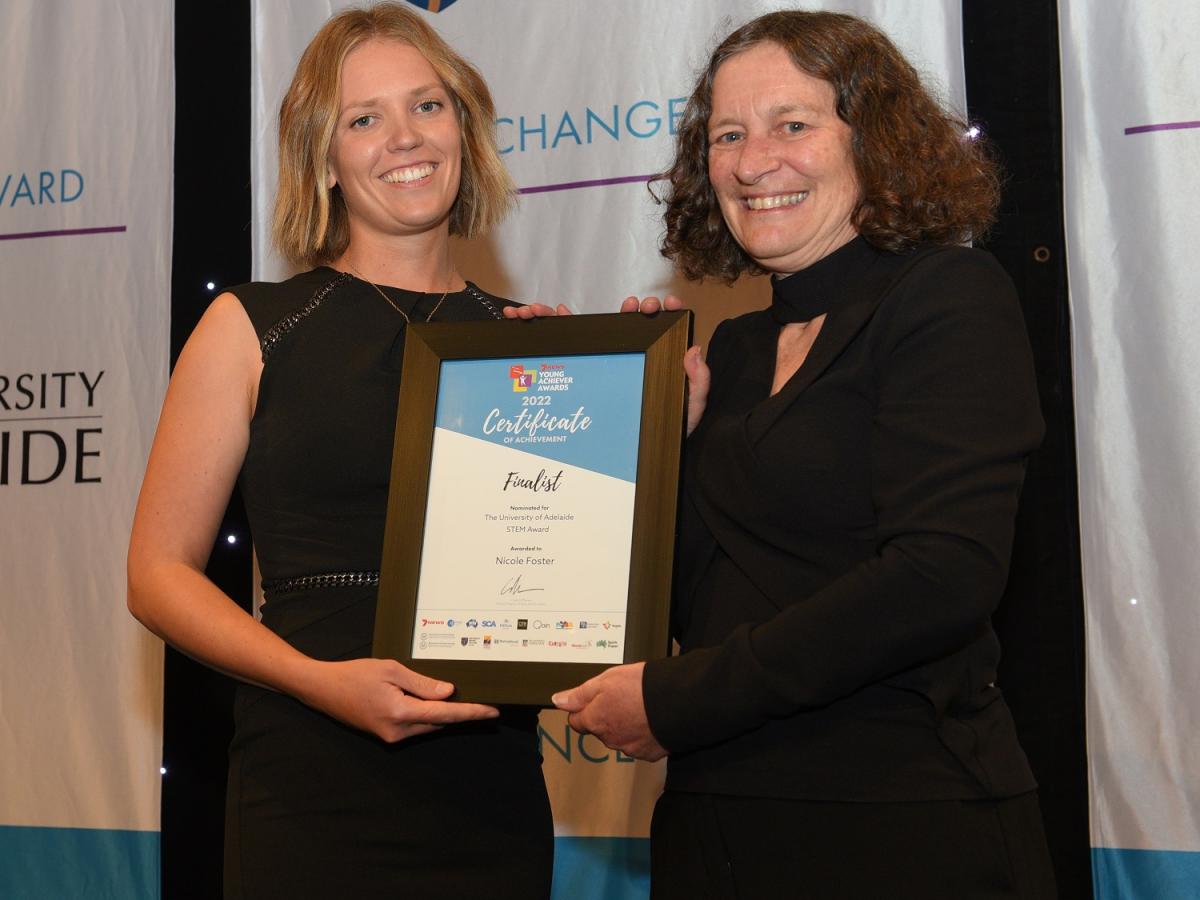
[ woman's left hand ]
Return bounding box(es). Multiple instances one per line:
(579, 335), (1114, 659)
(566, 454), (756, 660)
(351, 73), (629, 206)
(620, 294), (685, 314)
(503, 294), (686, 319)
(552, 661), (667, 761)
(502, 302), (572, 319)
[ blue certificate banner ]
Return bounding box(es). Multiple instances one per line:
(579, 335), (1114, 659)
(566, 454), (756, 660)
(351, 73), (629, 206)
(433, 353), (645, 483)
(412, 352), (647, 665)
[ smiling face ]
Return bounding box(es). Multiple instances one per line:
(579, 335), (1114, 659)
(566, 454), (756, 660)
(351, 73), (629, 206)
(707, 42), (861, 274)
(327, 38), (462, 244)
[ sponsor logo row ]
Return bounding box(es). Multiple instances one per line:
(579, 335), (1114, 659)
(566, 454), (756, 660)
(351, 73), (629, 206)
(419, 633), (620, 651)
(420, 616), (621, 631)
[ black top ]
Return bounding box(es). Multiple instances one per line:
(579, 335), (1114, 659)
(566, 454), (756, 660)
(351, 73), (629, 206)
(236, 268), (510, 629)
(222, 269), (551, 900)
(642, 237), (1044, 801)
(233, 267), (531, 692)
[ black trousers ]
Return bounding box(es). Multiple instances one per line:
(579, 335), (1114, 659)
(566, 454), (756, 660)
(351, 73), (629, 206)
(650, 790), (1057, 900)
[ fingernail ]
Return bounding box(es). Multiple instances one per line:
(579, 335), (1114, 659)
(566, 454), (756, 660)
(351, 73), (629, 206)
(551, 692), (566, 707)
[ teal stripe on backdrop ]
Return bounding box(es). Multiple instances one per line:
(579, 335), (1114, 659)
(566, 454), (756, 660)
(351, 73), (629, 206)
(554, 836), (650, 900)
(1093, 847), (1200, 899)
(0, 826), (159, 900)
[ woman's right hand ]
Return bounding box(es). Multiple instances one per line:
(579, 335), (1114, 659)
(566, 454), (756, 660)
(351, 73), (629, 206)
(682, 344), (711, 436)
(621, 295), (711, 434)
(301, 658), (500, 743)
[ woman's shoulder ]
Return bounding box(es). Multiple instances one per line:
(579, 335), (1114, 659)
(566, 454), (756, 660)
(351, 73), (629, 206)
(894, 243), (1013, 296)
(701, 307), (775, 375)
(224, 267), (344, 305)
(712, 300), (774, 335)
(710, 306), (775, 350)
(224, 267), (348, 340)
(463, 281), (520, 316)
(876, 243), (1019, 325)
(867, 243), (1030, 367)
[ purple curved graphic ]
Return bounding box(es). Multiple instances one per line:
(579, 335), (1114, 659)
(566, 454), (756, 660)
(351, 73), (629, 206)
(0, 225), (126, 242)
(1124, 120), (1200, 135)
(518, 174), (654, 195)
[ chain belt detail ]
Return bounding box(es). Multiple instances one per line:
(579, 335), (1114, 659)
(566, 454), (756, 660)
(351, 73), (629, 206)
(260, 570), (380, 596)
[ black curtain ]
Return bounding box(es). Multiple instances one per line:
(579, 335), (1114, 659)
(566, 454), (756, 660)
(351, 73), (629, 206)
(164, 2), (1091, 896)
(164, 3), (251, 897)
(964, 3), (1091, 897)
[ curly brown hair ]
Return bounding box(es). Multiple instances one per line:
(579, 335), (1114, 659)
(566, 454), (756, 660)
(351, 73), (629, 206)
(658, 10), (1000, 282)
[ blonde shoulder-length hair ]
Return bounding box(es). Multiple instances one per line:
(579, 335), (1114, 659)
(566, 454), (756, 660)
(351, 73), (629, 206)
(273, 2), (514, 268)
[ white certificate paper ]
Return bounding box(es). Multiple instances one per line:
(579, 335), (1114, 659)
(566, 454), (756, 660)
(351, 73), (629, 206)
(412, 353), (645, 665)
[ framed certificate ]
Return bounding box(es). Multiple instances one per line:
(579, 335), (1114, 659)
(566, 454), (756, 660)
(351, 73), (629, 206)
(372, 311), (691, 705)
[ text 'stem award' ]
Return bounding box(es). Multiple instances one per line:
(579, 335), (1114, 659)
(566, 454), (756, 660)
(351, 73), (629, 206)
(372, 311), (690, 704)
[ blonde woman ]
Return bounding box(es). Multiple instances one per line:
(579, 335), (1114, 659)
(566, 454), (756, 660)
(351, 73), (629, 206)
(128, 5), (552, 897)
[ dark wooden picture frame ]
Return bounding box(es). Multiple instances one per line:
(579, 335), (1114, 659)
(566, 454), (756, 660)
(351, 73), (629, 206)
(372, 311), (692, 705)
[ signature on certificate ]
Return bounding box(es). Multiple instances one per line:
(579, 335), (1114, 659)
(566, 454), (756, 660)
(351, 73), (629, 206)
(500, 574), (545, 596)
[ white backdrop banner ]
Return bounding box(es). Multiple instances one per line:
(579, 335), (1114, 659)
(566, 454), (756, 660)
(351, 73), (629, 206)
(0, 1), (172, 897)
(251, 2), (962, 897)
(1060, 1), (1200, 896)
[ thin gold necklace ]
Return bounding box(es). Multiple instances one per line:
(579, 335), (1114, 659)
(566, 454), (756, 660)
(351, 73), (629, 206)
(349, 266), (452, 324)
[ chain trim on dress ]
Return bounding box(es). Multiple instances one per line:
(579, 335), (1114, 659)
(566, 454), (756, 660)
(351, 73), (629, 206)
(260, 570), (380, 596)
(465, 284), (504, 320)
(259, 271), (354, 361)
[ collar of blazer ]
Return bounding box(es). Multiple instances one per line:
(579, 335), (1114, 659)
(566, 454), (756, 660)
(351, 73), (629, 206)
(751, 240), (955, 440)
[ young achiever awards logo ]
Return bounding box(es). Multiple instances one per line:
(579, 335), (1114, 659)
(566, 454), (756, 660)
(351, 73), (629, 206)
(510, 364), (537, 392)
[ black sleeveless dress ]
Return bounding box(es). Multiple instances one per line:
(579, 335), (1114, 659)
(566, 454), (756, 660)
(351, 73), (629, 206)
(223, 268), (552, 900)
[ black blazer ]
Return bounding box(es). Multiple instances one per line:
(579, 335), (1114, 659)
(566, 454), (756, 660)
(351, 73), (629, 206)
(643, 238), (1044, 802)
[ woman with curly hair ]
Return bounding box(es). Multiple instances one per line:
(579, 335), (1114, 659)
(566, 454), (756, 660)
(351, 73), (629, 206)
(553, 10), (1057, 898)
